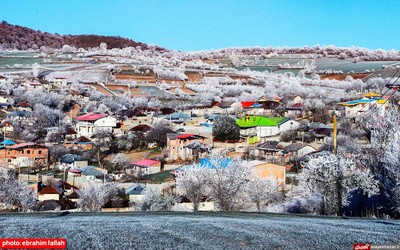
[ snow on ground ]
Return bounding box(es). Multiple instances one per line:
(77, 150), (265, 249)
(0, 212), (399, 249)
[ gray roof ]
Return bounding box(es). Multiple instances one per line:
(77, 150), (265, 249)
(283, 143), (304, 153)
(125, 184), (145, 195)
(258, 141), (281, 151)
(78, 166), (104, 176)
(59, 154), (88, 164)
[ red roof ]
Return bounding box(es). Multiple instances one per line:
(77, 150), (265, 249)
(130, 159), (160, 167)
(176, 134), (196, 139)
(69, 169), (82, 174)
(241, 101), (255, 108)
(8, 142), (36, 149)
(291, 103), (304, 108)
(77, 113), (108, 121)
(38, 186), (62, 195)
(16, 102), (31, 107)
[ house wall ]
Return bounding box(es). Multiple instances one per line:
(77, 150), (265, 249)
(279, 120), (300, 132)
(257, 126), (280, 137)
(0, 147), (48, 166)
(94, 116), (117, 128)
(251, 163), (286, 186)
(167, 137), (205, 160)
(38, 194), (60, 201)
(128, 194), (145, 204)
(297, 145), (317, 158)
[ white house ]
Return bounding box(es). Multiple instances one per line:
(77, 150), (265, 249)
(75, 113), (117, 137)
(342, 98), (388, 118)
(58, 154), (89, 170)
(236, 116), (300, 143)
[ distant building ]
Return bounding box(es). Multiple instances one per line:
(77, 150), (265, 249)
(0, 142), (48, 168)
(75, 113), (117, 137)
(236, 116), (300, 143)
(166, 133), (207, 160)
(129, 159), (161, 175)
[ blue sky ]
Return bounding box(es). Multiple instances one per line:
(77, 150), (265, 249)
(1, 0), (399, 51)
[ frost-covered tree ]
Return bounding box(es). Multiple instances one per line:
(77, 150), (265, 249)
(77, 182), (118, 212)
(117, 132), (144, 151)
(141, 186), (175, 211)
(204, 159), (252, 211)
(212, 116), (240, 141)
(0, 167), (37, 212)
(246, 177), (280, 212)
(360, 107), (400, 215)
(300, 153), (379, 215)
(146, 121), (174, 148)
(91, 129), (114, 167)
(175, 165), (209, 211)
(111, 153), (130, 172)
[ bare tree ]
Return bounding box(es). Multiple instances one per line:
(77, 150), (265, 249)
(76, 181), (118, 212)
(246, 177), (280, 212)
(204, 158), (252, 211)
(300, 153), (379, 215)
(111, 153), (130, 172)
(175, 165), (209, 211)
(0, 167), (37, 212)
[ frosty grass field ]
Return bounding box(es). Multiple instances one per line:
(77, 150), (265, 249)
(0, 212), (399, 249)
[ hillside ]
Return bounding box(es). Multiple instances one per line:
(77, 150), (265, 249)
(0, 21), (163, 50)
(0, 212), (399, 249)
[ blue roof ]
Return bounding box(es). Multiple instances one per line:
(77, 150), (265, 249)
(199, 158), (233, 169)
(168, 112), (191, 120)
(0, 139), (16, 145)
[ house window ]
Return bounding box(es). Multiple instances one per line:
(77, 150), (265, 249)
(8, 159), (11, 162)
(38, 150), (42, 154)
(22, 150), (24, 154)
(27, 150), (31, 154)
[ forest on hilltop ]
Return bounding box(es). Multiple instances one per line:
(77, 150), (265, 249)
(0, 21), (159, 50)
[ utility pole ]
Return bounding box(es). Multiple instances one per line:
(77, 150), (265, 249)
(333, 114), (337, 155)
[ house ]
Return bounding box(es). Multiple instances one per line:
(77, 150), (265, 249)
(283, 143), (318, 162)
(249, 141), (283, 161)
(125, 184), (146, 204)
(1, 121), (14, 136)
(67, 166), (108, 187)
(285, 103), (304, 117)
(129, 159), (161, 175)
(64, 136), (93, 150)
(166, 133), (207, 160)
(58, 154), (89, 170)
(0, 142), (48, 168)
(165, 112), (191, 124)
(248, 160), (286, 187)
(15, 102), (33, 112)
(38, 185), (63, 201)
(341, 97), (388, 118)
(130, 124), (152, 134)
(240, 101), (264, 115)
(236, 115), (300, 143)
(53, 76), (68, 87)
(33, 199), (76, 211)
(75, 113), (117, 137)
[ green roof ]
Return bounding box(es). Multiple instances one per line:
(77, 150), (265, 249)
(236, 116), (289, 128)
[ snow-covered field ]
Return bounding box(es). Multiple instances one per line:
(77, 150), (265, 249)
(0, 212), (399, 249)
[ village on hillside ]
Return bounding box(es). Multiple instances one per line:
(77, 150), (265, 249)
(0, 41), (399, 218)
